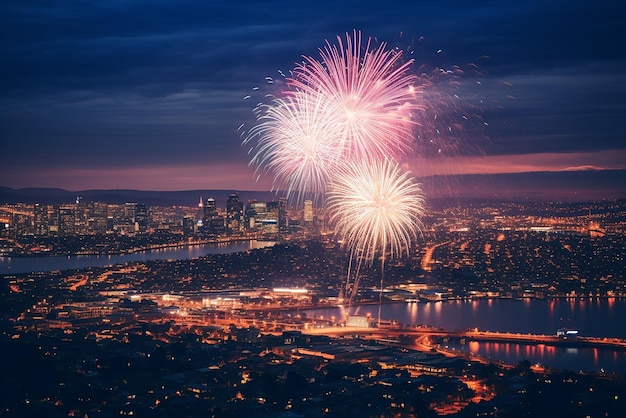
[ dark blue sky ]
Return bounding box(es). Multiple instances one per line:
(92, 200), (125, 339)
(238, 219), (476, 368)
(1, 0), (625, 197)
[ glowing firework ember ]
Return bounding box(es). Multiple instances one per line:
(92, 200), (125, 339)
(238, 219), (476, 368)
(290, 30), (419, 162)
(327, 159), (424, 265)
(412, 63), (486, 160)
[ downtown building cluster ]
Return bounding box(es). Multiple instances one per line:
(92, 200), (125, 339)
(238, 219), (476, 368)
(2, 198), (626, 417)
(0, 194), (321, 256)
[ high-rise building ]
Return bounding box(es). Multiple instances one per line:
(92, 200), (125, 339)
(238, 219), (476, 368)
(266, 201), (279, 233)
(245, 200), (267, 231)
(278, 197), (288, 236)
(202, 198), (223, 236)
(183, 215), (195, 236)
(203, 198), (216, 222)
(57, 204), (76, 235)
(124, 202), (137, 225)
(75, 200), (90, 234)
(90, 202), (109, 233)
(135, 204), (148, 233)
(303, 200), (313, 228)
(226, 193), (243, 235)
(125, 202), (149, 233)
(33, 203), (50, 236)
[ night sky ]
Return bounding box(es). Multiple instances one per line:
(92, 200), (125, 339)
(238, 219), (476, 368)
(1, 0), (625, 198)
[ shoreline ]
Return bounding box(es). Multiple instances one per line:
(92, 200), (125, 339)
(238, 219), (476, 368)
(1, 235), (274, 258)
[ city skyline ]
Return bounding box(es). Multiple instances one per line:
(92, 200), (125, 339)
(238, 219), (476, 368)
(1, 1), (625, 199)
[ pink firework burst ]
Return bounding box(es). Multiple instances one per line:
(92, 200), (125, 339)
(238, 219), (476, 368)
(289, 30), (419, 162)
(246, 31), (421, 202)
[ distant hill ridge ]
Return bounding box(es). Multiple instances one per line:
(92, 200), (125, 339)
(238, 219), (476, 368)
(0, 187), (278, 207)
(1, 170), (625, 205)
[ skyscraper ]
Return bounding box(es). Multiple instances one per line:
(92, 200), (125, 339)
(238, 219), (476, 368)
(303, 200), (313, 229)
(244, 200), (265, 231)
(135, 203), (148, 233)
(266, 201), (279, 233)
(125, 202), (149, 233)
(33, 203), (50, 236)
(203, 198), (216, 223)
(90, 202), (109, 233)
(183, 215), (195, 236)
(226, 193), (243, 235)
(58, 204), (76, 235)
(202, 198), (223, 236)
(278, 197), (288, 236)
(75, 199), (90, 235)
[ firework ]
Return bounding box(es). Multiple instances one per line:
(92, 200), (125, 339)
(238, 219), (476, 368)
(408, 54), (494, 167)
(289, 30), (419, 162)
(327, 158), (424, 302)
(245, 32), (427, 310)
(246, 31), (420, 201)
(327, 159), (424, 263)
(247, 91), (343, 202)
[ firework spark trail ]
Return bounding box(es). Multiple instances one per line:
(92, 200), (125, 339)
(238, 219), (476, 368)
(346, 248), (366, 309)
(327, 159), (425, 305)
(289, 30), (419, 162)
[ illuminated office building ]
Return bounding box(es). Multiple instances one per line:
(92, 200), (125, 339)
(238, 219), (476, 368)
(226, 193), (243, 235)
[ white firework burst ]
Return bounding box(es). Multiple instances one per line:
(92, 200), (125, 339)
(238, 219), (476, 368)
(327, 158), (424, 264)
(247, 91), (343, 202)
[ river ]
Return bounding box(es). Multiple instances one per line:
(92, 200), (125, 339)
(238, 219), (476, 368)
(0, 240), (276, 275)
(305, 298), (626, 376)
(2, 245), (624, 376)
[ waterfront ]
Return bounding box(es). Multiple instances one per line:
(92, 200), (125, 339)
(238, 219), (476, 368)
(451, 340), (624, 376)
(0, 240), (275, 275)
(2, 237), (624, 377)
(306, 298), (626, 376)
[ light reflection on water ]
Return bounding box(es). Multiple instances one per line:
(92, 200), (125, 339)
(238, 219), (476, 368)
(305, 298), (626, 376)
(449, 339), (625, 376)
